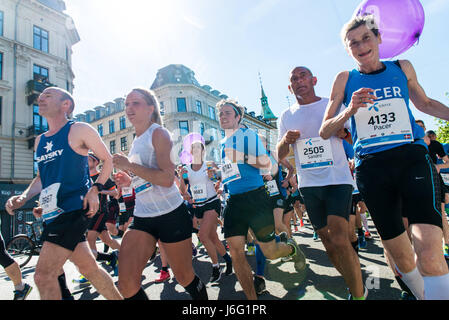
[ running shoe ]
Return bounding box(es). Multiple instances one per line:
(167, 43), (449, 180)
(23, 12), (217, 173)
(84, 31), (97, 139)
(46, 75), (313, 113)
(254, 276), (266, 296)
(197, 240), (203, 248)
(72, 275), (91, 286)
(364, 231), (372, 239)
(312, 231), (319, 241)
(110, 251), (119, 276)
(210, 266), (222, 283)
(444, 244), (449, 260)
(192, 243), (198, 257)
(400, 291), (416, 300)
(348, 286), (368, 300)
(358, 235), (367, 249)
(225, 261), (233, 275)
(294, 225), (298, 232)
(286, 238), (306, 272)
(13, 283), (32, 300)
(155, 270), (170, 283)
(278, 231), (288, 243)
(299, 219), (304, 228)
(365, 211), (370, 218)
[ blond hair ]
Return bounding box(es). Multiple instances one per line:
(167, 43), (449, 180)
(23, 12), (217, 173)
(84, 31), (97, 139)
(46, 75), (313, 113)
(130, 88), (163, 126)
(340, 14), (380, 45)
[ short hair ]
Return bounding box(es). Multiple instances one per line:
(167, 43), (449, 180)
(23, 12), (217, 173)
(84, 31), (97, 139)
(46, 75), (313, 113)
(290, 66), (313, 78)
(340, 14), (380, 45)
(216, 99), (245, 124)
(426, 130), (436, 137)
(129, 88), (163, 126)
(45, 87), (75, 118)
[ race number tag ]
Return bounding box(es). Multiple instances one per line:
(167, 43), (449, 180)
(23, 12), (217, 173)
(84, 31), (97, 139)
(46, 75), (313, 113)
(221, 160), (241, 184)
(354, 98), (413, 148)
(441, 173), (449, 186)
(39, 183), (64, 222)
(192, 184), (207, 202)
(129, 154), (152, 195)
(119, 202), (127, 213)
(122, 187), (133, 199)
(265, 180), (280, 197)
(296, 137), (334, 170)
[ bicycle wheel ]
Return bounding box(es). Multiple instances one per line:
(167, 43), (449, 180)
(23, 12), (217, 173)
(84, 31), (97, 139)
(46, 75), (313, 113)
(6, 235), (35, 268)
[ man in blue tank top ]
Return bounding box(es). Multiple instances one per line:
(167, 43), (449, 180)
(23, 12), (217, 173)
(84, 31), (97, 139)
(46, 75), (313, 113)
(5, 87), (122, 300)
(216, 98), (306, 300)
(319, 14), (449, 299)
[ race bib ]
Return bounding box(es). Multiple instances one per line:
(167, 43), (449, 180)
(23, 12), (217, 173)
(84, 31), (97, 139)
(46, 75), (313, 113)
(265, 180), (280, 197)
(129, 154), (152, 195)
(441, 173), (449, 186)
(192, 184), (207, 202)
(119, 202), (127, 213)
(39, 183), (64, 221)
(122, 187), (133, 199)
(354, 98), (413, 148)
(221, 160), (241, 184)
(296, 137), (334, 170)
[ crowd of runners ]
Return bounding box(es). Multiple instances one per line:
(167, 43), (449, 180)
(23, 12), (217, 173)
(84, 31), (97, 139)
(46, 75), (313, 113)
(1, 14), (449, 300)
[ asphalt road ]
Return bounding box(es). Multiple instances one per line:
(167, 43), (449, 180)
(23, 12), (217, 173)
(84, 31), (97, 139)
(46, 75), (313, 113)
(0, 215), (447, 301)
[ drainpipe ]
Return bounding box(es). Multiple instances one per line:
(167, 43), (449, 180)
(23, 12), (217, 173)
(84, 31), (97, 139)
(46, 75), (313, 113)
(11, 0), (22, 182)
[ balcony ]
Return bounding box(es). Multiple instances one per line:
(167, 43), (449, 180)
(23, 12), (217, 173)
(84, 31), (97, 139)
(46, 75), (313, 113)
(25, 79), (56, 105)
(26, 125), (48, 149)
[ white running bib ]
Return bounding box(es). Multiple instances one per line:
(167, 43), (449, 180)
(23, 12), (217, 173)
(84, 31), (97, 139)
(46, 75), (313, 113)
(119, 202), (126, 213)
(354, 98), (413, 148)
(192, 184), (207, 202)
(296, 137), (334, 170)
(129, 154), (152, 195)
(221, 160), (241, 184)
(441, 173), (449, 186)
(122, 187), (133, 198)
(265, 180), (280, 197)
(39, 183), (64, 222)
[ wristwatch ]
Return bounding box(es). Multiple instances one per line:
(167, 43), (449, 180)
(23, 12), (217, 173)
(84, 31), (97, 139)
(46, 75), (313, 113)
(92, 183), (104, 192)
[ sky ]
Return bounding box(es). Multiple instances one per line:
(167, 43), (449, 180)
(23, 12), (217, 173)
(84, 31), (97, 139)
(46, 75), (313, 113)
(64, 0), (449, 131)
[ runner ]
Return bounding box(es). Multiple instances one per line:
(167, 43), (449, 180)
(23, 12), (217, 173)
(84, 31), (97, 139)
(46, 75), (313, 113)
(216, 98), (306, 300)
(5, 87), (122, 300)
(179, 140), (233, 283)
(277, 66), (366, 300)
(112, 88), (208, 300)
(320, 14), (449, 299)
(0, 232), (33, 299)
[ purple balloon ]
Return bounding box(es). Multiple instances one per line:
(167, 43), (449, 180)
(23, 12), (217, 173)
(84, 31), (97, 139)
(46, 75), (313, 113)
(354, 0), (425, 59)
(182, 133), (205, 153)
(179, 150), (193, 165)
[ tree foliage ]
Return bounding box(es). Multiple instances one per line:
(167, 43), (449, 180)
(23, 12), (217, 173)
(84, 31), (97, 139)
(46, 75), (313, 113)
(436, 93), (449, 143)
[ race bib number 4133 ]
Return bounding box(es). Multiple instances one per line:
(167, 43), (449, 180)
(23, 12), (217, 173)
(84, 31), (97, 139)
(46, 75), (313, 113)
(354, 98), (413, 148)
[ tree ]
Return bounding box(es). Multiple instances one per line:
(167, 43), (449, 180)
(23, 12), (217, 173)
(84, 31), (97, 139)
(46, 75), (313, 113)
(436, 93), (449, 143)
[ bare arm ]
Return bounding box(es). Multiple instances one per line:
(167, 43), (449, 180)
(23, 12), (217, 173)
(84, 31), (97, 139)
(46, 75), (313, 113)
(400, 60), (449, 121)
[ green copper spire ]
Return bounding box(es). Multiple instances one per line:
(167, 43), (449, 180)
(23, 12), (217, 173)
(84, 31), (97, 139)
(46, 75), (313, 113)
(259, 72), (277, 120)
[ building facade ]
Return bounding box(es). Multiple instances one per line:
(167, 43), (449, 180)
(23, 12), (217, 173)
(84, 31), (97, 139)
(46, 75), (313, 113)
(76, 64), (279, 166)
(0, 0), (79, 241)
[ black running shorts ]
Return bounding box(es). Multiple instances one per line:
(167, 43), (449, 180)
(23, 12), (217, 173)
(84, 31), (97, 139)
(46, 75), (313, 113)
(300, 184), (353, 231)
(356, 143), (443, 241)
(129, 203), (192, 243)
(223, 186), (276, 243)
(41, 209), (90, 251)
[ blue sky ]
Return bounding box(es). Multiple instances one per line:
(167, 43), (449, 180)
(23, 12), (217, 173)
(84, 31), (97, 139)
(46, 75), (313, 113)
(65, 0), (449, 131)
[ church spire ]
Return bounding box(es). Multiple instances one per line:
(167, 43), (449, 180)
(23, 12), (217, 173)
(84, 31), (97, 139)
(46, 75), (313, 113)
(258, 72), (277, 121)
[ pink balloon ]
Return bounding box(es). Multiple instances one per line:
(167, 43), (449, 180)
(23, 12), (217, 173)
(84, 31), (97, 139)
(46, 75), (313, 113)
(354, 0), (425, 59)
(179, 150), (193, 165)
(182, 133), (205, 154)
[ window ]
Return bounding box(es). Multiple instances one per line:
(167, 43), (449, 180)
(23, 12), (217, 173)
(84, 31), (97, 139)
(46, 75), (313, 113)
(109, 119), (115, 134)
(159, 101), (165, 116)
(200, 122), (205, 136)
(0, 97), (2, 126)
(95, 109), (101, 120)
(97, 124), (103, 137)
(0, 11), (3, 37)
(119, 116), (126, 130)
(179, 121), (189, 136)
(120, 137), (127, 151)
(33, 104), (48, 133)
(33, 26), (49, 53)
(110, 140), (116, 154)
(177, 98), (187, 112)
(33, 153), (38, 177)
(0, 52), (3, 80)
(208, 105), (216, 120)
(196, 100), (202, 114)
(33, 64), (49, 82)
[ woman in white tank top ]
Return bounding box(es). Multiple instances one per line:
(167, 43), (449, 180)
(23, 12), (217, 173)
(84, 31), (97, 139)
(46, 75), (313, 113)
(179, 141), (233, 282)
(112, 88), (207, 300)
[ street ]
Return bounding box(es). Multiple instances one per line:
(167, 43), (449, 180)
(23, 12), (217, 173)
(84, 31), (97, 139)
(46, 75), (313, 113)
(0, 215), (446, 301)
